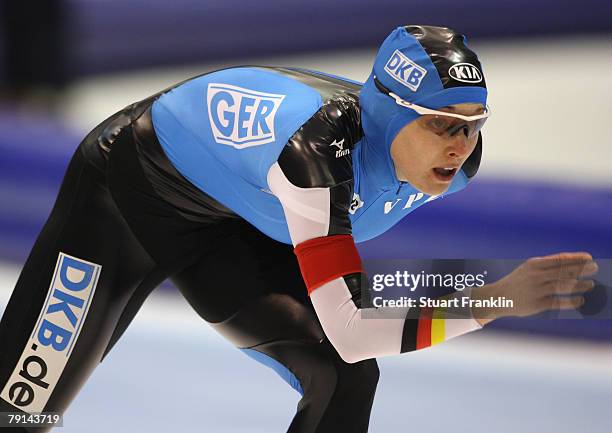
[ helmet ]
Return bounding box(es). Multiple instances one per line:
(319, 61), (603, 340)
(360, 25), (488, 180)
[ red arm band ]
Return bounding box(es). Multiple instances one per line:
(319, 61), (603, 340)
(294, 234), (364, 294)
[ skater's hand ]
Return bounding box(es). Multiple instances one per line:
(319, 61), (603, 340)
(472, 252), (598, 326)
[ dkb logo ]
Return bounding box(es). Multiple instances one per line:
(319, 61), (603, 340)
(1, 253), (101, 412)
(384, 50), (428, 92)
(207, 83), (286, 148)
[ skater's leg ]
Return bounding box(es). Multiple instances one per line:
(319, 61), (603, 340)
(172, 223), (379, 433)
(0, 131), (165, 432)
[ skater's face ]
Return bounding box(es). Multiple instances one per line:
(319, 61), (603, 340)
(390, 103), (485, 196)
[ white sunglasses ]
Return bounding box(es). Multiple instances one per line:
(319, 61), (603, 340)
(373, 76), (491, 137)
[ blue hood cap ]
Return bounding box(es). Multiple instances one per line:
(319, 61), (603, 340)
(358, 25), (488, 189)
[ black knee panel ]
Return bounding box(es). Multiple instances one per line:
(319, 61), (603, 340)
(335, 356), (380, 399)
(251, 338), (378, 433)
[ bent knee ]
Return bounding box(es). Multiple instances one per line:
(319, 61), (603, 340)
(304, 346), (380, 401)
(336, 358), (380, 394)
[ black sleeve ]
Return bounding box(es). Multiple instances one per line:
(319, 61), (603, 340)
(276, 95), (366, 305)
(277, 94), (362, 237)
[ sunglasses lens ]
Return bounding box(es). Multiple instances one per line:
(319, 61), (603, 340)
(422, 115), (487, 139)
(469, 117), (488, 137)
(423, 116), (456, 133)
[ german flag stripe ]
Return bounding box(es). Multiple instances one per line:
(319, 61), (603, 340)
(416, 306), (433, 349)
(431, 308), (446, 346)
(404, 308), (479, 353)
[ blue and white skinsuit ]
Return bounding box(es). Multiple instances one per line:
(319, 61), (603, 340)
(0, 25), (488, 433)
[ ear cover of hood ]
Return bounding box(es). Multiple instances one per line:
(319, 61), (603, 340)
(462, 131), (482, 179)
(359, 25), (488, 184)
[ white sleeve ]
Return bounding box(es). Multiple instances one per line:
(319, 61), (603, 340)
(267, 162), (482, 363)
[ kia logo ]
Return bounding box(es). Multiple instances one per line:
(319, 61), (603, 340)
(448, 63), (483, 83)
